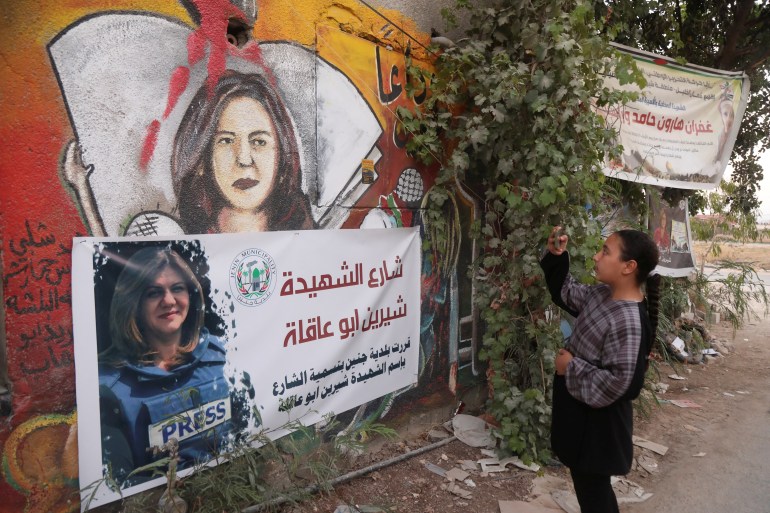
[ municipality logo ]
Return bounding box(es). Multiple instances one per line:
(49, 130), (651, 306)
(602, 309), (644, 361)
(230, 248), (277, 306)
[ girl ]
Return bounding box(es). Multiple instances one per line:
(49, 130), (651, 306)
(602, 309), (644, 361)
(541, 227), (660, 512)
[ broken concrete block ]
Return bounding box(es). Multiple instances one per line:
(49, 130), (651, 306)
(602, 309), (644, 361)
(428, 428), (451, 441)
(452, 414), (494, 448)
(445, 467), (470, 482)
(611, 477), (653, 503)
(445, 481), (473, 499)
(458, 459), (478, 471)
(550, 490), (580, 513)
(632, 436), (669, 456)
(424, 461), (447, 477)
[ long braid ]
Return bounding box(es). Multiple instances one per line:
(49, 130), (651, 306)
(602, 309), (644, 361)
(645, 273), (661, 346)
(616, 229), (660, 348)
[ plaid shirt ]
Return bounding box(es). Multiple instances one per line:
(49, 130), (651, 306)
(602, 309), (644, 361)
(560, 272), (643, 408)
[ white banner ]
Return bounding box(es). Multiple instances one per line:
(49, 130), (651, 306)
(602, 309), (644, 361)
(598, 44), (750, 190)
(72, 228), (420, 507)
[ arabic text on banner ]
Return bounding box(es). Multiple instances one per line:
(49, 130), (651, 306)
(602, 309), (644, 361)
(71, 228), (421, 507)
(597, 44), (749, 190)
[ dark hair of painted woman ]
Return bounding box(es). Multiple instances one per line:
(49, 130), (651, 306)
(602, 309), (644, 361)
(102, 246), (205, 367)
(172, 70), (314, 234)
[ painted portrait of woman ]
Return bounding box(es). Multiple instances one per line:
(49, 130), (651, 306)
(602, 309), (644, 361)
(172, 71), (314, 234)
(63, 70), (315, 236)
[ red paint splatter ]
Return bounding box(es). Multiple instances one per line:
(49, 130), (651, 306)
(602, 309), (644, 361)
(188, 31), (207, 65)
(163, 66), (191, 119)
(242, 42), (276, 86)
(140, 119), (161, 169)
(140, 0), (275, 170)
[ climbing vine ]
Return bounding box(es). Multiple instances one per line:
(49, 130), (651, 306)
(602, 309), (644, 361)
(398, 0), (644, 463)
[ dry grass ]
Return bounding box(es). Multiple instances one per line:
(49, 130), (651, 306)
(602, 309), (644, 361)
(692, 241), (770, 270)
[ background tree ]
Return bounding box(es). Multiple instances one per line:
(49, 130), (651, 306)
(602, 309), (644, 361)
(594, 0), (770, 215)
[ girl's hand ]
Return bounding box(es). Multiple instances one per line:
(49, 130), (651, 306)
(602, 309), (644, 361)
(555, 348), (573, 375)
(547, 226), (569, 255)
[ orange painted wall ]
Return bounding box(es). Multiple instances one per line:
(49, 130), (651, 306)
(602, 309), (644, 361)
(0, 2), (470, 511)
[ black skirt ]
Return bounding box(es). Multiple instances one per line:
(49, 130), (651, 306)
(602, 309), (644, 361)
(551, 374), (634, 475)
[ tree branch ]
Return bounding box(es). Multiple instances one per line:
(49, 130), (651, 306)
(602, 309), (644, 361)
(714, 0), (755, 69)
(746, 45), (770, 72)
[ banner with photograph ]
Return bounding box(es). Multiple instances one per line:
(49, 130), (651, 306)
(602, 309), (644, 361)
(649, 194), (696, 277)
(72, 228), (420, 507)
(598, 44), (750, 190)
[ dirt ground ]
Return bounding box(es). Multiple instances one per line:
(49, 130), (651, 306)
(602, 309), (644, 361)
(277, 307), (770, 513)
(276, 243), (770, 513)
(623, 309), (770, 513)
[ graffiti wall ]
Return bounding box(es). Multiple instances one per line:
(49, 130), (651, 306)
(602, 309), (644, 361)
(0, 1), (477, 510)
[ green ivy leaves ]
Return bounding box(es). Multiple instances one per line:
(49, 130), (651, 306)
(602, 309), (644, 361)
(398, 0), (644, 465)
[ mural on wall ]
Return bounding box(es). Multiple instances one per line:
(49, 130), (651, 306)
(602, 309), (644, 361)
(0, 0), (478, 510)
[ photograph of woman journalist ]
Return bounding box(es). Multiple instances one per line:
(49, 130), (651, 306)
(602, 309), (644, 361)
(540, 227), (660, 512)
(97, 245), (232, 485)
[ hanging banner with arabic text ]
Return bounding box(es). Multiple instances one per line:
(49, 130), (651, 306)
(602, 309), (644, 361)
(72, 228), (420, 507)
(597, 44), (750, 190)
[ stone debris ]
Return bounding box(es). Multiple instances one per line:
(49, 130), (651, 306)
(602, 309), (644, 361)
(692, 452), (707, 457)
(459, 459), (478, 471)
(333, 506), (386, 513)
(445, 467), (470, 482)
(443, 481), (473, 499)
(550, 490), (580, 513)
(452, 414), (495, 448)
(422, 461), (447, 477)
(611, 477), (653, 503)
(711, 339), (731, 354)
(498, 500), (561, 512)
(669, 398), (702, 408)
(668, 374), (687, 380)
(632, 436), (669, 456)
(529, 474), (570, 497)
(683, 424), (703, 433)
(635, 453), (659, 474)
(428, 428), (452, 441)
(478, 455), (540, 473)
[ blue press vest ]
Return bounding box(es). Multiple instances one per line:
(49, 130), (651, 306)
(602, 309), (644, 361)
(99, 330), (232, 481)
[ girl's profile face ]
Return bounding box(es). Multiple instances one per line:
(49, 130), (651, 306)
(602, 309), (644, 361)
(212, 96), (279, 212)
(593, 233), (631, 286)
(139, 266), (190, 344)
